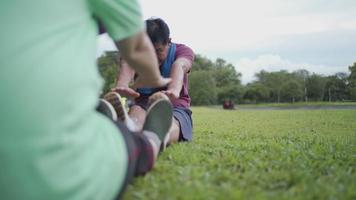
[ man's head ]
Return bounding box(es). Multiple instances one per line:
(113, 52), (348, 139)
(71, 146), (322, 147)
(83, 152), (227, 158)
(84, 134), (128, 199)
(146, 18), (171, 65)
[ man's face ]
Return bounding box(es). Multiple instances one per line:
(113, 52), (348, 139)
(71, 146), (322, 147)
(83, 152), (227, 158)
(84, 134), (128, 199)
(153, 42), (169, 66)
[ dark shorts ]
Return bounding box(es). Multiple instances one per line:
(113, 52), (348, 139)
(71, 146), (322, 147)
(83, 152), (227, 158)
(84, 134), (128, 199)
(131, 95), (150, 110)
(173, 107), (193, 141)
(114, 121), (154, 200)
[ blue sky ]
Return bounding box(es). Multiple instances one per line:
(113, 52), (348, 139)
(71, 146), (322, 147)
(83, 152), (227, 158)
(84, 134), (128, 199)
(97, 0), (356, 84)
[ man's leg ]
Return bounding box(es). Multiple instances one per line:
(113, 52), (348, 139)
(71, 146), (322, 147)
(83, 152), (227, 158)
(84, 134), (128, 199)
(96, 100), (158, 174)
(97, 94), (172, 182)
(114, 121), (159, 199)
(167, 119), (180, 144)
(100, 99), (172, 177)
(164, 108), (193, 148)
(97, 99), (172, 199)
(128, 105), (146, 131)
(146, 92), (193, 148)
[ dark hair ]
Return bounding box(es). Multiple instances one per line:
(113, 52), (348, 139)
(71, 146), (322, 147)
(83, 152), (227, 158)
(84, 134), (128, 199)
(145, 18), (170, 45)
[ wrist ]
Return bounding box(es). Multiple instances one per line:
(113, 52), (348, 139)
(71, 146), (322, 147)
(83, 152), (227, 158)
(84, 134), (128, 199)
(167, 87), (180, 96)
(116, 82), (129, 88)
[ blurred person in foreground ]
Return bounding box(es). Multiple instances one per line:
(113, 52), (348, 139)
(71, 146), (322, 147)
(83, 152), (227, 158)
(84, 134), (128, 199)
(0, 0), (173, 199)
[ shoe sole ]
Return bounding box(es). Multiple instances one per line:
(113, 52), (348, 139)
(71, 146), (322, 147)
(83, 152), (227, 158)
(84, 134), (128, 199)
(103, 92), (128, 122)
(97, 99), (118, 121)
(143, 99), (173, 144)
(148, 92), (170, 107)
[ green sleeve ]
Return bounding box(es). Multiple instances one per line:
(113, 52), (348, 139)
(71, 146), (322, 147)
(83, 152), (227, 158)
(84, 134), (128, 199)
(89, 0), (144, 41)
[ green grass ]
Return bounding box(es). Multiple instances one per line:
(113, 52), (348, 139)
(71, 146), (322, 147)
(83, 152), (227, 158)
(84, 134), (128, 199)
(123, 107), (356, 200)
(238, 101), (356, 107)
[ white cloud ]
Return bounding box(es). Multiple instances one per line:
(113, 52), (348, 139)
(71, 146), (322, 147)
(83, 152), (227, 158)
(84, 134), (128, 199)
(236, 54), (347, 84)
(139, 0), (356, 52)
(98, 0), (356, 53)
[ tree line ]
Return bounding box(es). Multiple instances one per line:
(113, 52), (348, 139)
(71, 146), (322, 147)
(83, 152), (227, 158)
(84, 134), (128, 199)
(97, 52), (356, 105)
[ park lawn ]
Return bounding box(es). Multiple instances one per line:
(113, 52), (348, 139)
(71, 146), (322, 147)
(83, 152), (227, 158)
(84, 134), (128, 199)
(123, 107), (356, 200)
(233, 101), (356, 108)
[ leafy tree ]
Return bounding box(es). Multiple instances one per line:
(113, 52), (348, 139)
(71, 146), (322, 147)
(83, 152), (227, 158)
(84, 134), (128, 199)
(191, 54), (214, 71)
(255, 70), (269, 85)
(213, 63), (241, 87)
(348, 62), (356, 101)
(255, 70), (290, 103)
(292, 69), (310, 102)
(349, 88), (356, 101)
(97, 51), (119, 94)
(191, 56), (242, 104)
(217, 84), (244, 104)
(324, 73), (348, 101)
(348, 62), (356, 86)
(205, 58), (243, 103)
(306, 74), (326, 101)
(215, 58), (226, 68)
(189, 71), (217, 105)
(280, 80), (303, 103)
(243, 83), (269, 103)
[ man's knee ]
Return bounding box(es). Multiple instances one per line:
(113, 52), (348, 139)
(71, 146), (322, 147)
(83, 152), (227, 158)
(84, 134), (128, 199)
(129, 105), (146, 115)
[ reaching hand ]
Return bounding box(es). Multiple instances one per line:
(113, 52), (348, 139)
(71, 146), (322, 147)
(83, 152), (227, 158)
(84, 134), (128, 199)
(111, 86), (140, 98)
(162, 89), (179, 101)
(132, 76), (171, 90)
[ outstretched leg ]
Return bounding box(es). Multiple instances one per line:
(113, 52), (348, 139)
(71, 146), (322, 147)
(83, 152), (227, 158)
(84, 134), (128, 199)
(147, 92), (193, 148)
(96, 98), (172, 199)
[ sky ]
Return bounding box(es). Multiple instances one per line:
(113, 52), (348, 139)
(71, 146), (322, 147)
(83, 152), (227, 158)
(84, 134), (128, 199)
(97, 0), (356, 84)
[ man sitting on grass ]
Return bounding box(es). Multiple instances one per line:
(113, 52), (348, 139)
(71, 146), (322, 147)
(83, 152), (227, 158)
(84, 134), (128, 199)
(111, 17), (195, 148)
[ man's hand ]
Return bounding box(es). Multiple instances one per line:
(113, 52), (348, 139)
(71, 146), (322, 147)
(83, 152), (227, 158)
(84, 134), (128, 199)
(132, 76), (171, 89)
(112, 76), (171, 99)
(162, 89), (180, 101)
(112, 86), (140, 98)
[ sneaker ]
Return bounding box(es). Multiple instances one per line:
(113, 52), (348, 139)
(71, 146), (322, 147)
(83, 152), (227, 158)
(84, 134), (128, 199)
(96, 99), (118, 121)
(103, 92), (127, 121)
(143, 99), (173, 151)
(103, 92), (139, 132)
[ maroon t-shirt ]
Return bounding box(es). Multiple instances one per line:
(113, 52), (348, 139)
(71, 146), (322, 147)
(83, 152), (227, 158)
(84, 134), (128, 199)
(135, 43), (194, 109)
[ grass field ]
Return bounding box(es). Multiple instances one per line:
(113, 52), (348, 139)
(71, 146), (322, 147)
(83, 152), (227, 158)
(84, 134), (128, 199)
(226, 101), (356, 109)
(123, 107), (356, 200)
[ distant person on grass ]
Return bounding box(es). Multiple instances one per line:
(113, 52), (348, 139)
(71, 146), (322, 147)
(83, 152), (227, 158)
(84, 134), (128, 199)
(111, 17), (195, 148)
(1, 1), (174, 199)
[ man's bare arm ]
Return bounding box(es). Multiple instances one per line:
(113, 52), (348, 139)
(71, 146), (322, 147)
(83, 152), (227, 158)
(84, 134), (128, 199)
(163, 57), (192, 99)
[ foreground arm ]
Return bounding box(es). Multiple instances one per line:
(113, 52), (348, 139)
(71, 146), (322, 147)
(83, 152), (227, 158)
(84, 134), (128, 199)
(116, 31), (170, 89)
(112, 59), (140, 98)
